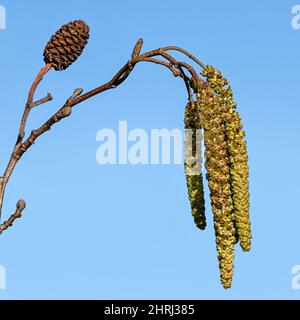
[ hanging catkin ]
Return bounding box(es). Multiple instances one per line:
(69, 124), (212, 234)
(202, 66), (251, 252)
(184, 102), (206, 230)
(196, 81), (236, 289)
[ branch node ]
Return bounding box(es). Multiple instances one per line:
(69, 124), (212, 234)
(61, 106), (72, 118)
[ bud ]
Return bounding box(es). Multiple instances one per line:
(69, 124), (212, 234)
(17, 199), (26, 211)
(131, 38), (144, 59)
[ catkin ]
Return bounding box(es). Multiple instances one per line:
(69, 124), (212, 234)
(197, 82), (236, 289)
(202, 66), (251, 252)
(184, 102), (206, 230)
(131, 38), (144, 59)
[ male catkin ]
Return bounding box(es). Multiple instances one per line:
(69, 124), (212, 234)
(202, 66), (251, 252)
(197, 82), (236, 289)
(131, 38), (144, 59)
(184, 102), (206, 230)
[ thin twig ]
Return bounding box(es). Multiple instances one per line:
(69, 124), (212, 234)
(154, 51), (195, 100)
(177, 61), (201, 82)
(177, 64), (193, 101)
(0, 64), (52, 220)
(30, 93), (53, 108)
(162, 46), (207, 70)
(135, 57), (181, 77)
(0, 200), (26, 234)
(72, 48), (196, 106)
(18, 64), (52, 143)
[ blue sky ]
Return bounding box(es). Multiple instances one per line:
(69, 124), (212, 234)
(0, 0), (300, 299)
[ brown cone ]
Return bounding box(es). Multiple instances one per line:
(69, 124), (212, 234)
(44, 20), (90, 71)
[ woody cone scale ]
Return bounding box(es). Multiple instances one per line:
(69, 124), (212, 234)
(43, 20), (90, 71)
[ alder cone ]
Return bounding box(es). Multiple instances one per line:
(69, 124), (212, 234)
(44, 20), (90, 71)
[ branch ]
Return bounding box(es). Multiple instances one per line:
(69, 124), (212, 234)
(162, 46), (207, 70)
(12, 53), (196, 163)
(176, 64), (193, 101)
(12, 48), (201, 162)
(0, 64), (52, 220)
(17, 64), (52, 143)
(0, 44), (206, 231)
(155, 51), (195, 100)
(30, 93), (53, 108)
(0, 200), (26, 234)
(72, 48), (196, 106)
(135, 57), (181, 78)
(177, 61), (200, 82)
(17, 98), (74, 159)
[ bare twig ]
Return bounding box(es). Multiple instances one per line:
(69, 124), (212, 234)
(27, 64), (52, 104)
(18, 64), (52, 143)
(177, 61), (201, 82)
(0, 200), (26, 234)
(30, 93), (53, 108)
(176, 65), (193, 101)
(135, 57), (181, 78)
(162, 46), (207, 70)
(154, 51), (196, 100)
(0, 64), (52, 221)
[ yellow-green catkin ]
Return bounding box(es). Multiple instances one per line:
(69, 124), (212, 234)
(184, 102), (206, 230)
(202, 66), (251, 252)
(131, 38), (144, 59)
(196, 82), (236, 289)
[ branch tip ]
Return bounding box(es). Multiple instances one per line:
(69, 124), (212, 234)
(0, 199), (26, 234)
(131, 38), (144, 59)
(31, 93), (53, 108)
(17, 199), (26, 211)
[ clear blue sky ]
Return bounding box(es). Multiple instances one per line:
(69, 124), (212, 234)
(0, 0), (299, 299)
